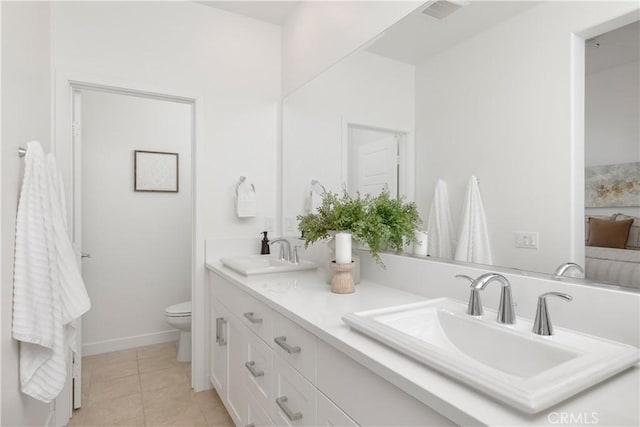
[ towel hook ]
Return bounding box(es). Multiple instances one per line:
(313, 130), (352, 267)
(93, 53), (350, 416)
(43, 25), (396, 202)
(18, 147), (27, 158)
(236, 176), (255, 195)
(310, 179), (326, 195)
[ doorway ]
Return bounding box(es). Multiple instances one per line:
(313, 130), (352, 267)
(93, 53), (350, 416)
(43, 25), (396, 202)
(583, 21), (639, 288)
(67, 85), (195, 417)
(347, 124), (406, 198)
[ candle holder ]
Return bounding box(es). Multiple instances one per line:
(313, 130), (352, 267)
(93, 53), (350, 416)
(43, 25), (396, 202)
(330, 261), (355, 294)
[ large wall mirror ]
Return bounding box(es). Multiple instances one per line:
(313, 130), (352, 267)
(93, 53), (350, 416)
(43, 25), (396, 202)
(282, 1), (640, 291)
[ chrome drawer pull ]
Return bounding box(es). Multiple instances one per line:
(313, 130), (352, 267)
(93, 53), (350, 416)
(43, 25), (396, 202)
(243, 311), (263, 324)
(244, 361), (264, 378)
(276, 396), (302, 421)
(274, 336), (301, 354)
(215, 317), (227, 346)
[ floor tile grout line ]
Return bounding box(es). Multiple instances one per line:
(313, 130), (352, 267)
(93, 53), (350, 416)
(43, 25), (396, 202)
(136, 348), (149, 426)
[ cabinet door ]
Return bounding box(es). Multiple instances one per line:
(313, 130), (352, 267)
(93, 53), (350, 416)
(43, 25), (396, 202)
(210, 298), (227, 394)
(227, 314), (248, 426)
(317, 392), (358, 427)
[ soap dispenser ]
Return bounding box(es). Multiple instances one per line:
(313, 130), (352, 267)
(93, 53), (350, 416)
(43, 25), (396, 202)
(260, 231), (270, 255)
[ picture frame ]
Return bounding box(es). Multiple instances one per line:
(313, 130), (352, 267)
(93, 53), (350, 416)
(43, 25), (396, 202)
(134, 150), (179, 193)
(585, 162), (639, 208)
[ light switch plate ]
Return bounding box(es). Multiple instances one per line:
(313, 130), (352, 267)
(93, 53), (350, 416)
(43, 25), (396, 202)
(515, 232), (538, 249)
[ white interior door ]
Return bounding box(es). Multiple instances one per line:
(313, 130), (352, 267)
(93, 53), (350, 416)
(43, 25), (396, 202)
(349, 126), (400, 198)
(71, 89), (84, 411)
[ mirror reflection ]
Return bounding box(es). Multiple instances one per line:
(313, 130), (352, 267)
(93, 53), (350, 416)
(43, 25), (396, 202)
(282, 1), (640, 290)
(584, 21), (639, 288)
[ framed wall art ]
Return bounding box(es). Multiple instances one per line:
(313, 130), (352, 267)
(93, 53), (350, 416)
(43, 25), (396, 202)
(585, 162), (639, 207)
(134, 150), (179, 193)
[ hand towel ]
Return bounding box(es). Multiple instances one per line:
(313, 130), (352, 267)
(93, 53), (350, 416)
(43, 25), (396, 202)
(427, 179), (456, 259)
(12, 141), (91, 403)
(307, 181), (325, 213)
(236, 180), (257, 218)
(454, 176), (493, 264)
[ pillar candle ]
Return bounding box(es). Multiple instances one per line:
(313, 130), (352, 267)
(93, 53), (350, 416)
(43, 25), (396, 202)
(335, 232), (352, 264)
(413, 230), (428, 256)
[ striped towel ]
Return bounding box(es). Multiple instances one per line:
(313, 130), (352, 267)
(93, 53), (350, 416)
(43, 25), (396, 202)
(12, 141), (91, 403)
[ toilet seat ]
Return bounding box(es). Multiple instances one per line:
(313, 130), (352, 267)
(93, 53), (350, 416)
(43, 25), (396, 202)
(165, 301), (191, 317)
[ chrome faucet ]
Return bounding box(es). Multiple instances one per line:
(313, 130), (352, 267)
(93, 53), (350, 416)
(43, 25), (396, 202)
(269, 238), (291, 262)
(455, 275), (483, 316)
(532, 292), (573, 336)
(473, 273), (516, 325)
(554, 262), (584, 277)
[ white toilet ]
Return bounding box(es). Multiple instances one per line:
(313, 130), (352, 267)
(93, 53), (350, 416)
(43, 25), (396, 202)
(164, 301), (192, 362)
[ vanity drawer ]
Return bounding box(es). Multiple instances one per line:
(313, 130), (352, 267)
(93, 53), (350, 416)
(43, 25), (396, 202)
(245, 329), (274, 415)
(317, 391), (358, 427)
(210, 271), (243, 315)
(238, 289), (274, 346)
(273, 354), (317, 427)
(247, 392), (274, 427)
(316, 340), (455, 426)
(272, 311), (317, 383)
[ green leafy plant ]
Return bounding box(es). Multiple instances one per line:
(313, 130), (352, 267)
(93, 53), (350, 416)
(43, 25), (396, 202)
(297, 189), (421, 267)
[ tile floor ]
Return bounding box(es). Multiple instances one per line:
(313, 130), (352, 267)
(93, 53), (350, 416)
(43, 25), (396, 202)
(69, 342), (232, 427)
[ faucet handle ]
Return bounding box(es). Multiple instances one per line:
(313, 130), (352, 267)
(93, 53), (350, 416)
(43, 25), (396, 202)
(533, 292), (573, 336)
(455, 275), (483, 316)
(292, 246), (300, 264)
(455, 274), (474, 285)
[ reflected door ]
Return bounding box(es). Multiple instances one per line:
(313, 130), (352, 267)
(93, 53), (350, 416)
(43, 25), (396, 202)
(348, 125), (400, 198)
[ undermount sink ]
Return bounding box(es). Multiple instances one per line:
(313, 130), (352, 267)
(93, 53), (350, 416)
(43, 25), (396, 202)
(342, 298), (639, 413)
(221, 255), (317, 276)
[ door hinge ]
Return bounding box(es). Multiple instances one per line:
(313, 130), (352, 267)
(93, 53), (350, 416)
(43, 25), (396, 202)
(72, 121), (81, 138)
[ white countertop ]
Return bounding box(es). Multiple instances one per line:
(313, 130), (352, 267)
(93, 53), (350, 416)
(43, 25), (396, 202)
(206, 261), (640, 427)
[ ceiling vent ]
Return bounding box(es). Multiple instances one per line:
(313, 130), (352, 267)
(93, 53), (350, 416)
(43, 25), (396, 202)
(421, 1), (464, 20)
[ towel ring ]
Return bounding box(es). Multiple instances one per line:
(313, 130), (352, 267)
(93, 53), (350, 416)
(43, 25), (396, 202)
(18, 147), (27, 158)
(236, 176), (255, 195)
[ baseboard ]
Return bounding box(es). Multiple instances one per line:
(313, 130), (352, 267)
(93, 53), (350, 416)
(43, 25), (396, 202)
(82, 330), (180, 356)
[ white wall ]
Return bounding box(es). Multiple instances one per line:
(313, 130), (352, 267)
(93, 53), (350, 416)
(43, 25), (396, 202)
(51, 1), (281, 392)
(282, 1), (421, 96)
(414, 1), (639, 275)
(1, 2), (53, 425)
(283, 51), (415, 233)
(80, 90), (192, 354)
(51, 1), (281, 240)
(585, 60), (640, 218)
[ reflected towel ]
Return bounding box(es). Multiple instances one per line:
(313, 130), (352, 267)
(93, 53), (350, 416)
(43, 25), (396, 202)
(307, 181), (325, 213)
(454, 176), (492, 264)
(12, 141), (91, 403)
(236, 180), (257, 218)
(427, 179), (456, 258)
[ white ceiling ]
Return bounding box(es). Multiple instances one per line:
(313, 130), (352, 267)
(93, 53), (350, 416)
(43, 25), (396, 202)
(366, 1), (540, 65)
(586, 21), (640, 75)
(196, 1), (301, 26)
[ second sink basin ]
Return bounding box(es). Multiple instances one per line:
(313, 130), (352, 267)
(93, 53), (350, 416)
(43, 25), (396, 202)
(342, 298), (639, 413)
(221, 255), (317, 276)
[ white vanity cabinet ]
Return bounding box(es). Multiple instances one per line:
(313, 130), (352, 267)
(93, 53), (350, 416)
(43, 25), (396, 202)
(207, 268), (456, 427)
(209, 287), (246, 425)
